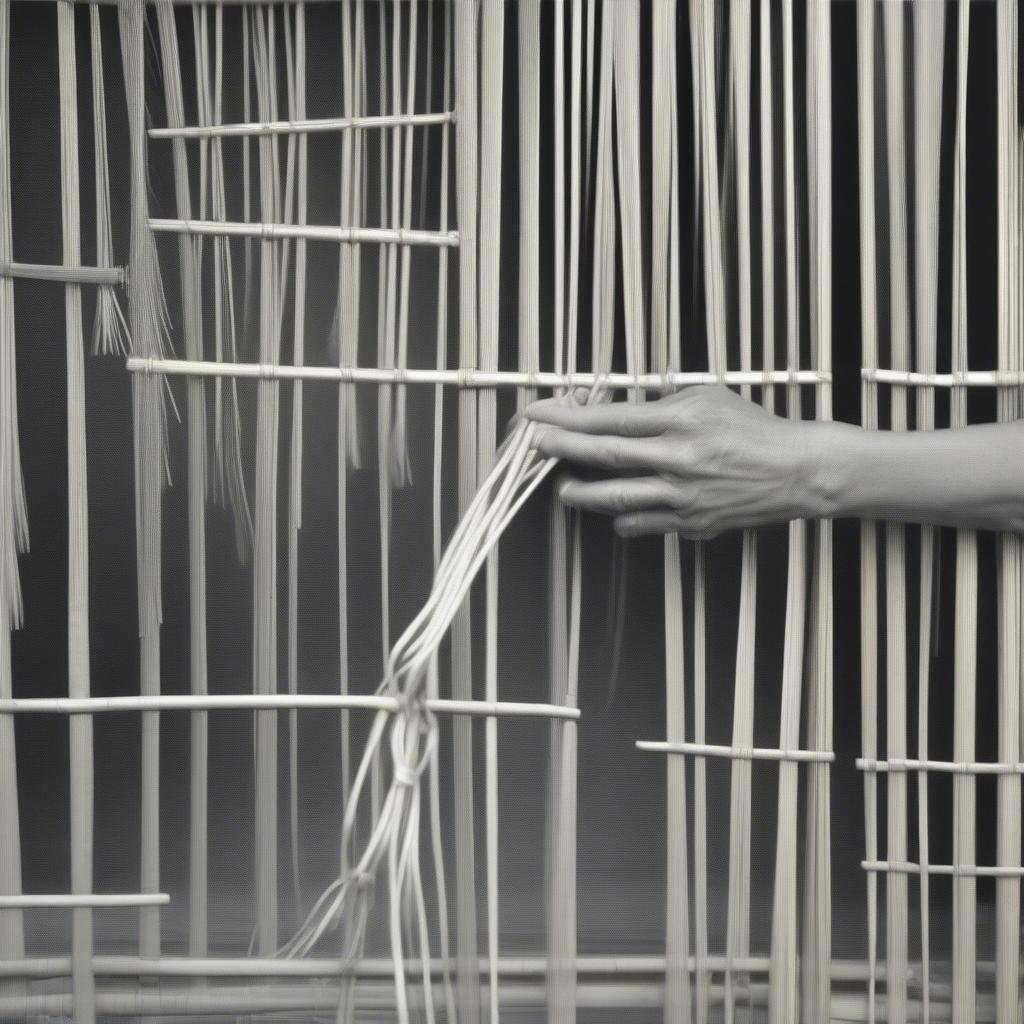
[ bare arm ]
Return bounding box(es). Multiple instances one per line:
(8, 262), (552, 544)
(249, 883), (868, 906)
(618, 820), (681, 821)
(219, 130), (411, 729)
(524, 385), (1024, 538)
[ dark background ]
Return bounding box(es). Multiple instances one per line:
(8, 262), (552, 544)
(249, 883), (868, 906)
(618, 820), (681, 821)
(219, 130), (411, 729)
(4, 0), (1012, 1015)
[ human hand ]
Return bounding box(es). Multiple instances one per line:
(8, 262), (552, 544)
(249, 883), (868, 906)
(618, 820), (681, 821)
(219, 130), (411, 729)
(524, 385), (834, 539)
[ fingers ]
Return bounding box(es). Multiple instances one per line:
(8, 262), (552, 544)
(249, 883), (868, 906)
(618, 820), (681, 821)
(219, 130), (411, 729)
(558, 475), (678, 514)
(614, 511), (685, 537)
(613, 509), (724, 540)
(532, 426), (665, 471)
(524, 397), (668, 437)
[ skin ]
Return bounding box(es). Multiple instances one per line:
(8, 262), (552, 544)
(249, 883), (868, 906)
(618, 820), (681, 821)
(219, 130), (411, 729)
(524, 385), (1024, 539)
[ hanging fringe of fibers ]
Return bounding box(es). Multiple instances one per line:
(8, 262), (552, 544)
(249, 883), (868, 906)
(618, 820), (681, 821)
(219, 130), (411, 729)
(201, 2), (252, 560)
(88, 4), (129, 357)
(0, 0), (26, 983)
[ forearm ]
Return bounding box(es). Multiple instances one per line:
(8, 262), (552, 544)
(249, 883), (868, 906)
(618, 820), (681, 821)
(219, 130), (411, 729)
(808, 419), (1024, 532)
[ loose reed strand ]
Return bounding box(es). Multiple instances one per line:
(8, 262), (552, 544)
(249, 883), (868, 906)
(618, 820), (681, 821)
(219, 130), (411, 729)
(0, 0), (26, 996)
(426, 3), (455, 1016)
(517, 0), (539, 413)
(478, 1), (502, 1020)
(155, 0), (212, 964)
(334, 2), (361, 853)
(651, 7), (689, 1018)
(691, 0), (727, 1015)
(241, 7), (259, 353)
(562, 29), (585, 1008)
(651, 0), (672, 379)
(553, 0), (565, 380)
(118, 0), (167, 971)
(994, 3), (1020, 1022)
(803, 6), (832, 1020)
(612, 0), (643, 390)
(0, 0), (26, 634)
(250, 6), (287, 955)
(207, 0), (253, 561)
(948, 4), (978, 1021)
(547, 6), (580, 1019)
(193, 6), (214, 956)
(286, 0), (308, 929)
(856, 2), (880, 1018)
(280, 410), (584, 1019)
(759, 3), (774, 410)
(592, 13), (614, 376)
(376, 0), (394, 713)
(567, 0), (582, 376)
(546, 493), (566, 1015)
(882, 8), (911, 1022)
(416, 0), (433, 228)
(592, 0), (627, 710)
(912, 3), (945, 1017)
(336, 0), (362, 473)
(335, 0), (355, 887)
(390, 0), (419, 487)
(725, 4), (757, 1020)
(58, 5), (96, 1021)
(768, 2), (808, 1021)
(454, 0), (481, 1017)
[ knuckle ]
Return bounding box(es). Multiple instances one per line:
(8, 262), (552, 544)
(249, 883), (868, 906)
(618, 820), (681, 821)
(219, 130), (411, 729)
(607, 439), (627, 470)
(670, 482), (694, 510)
(684, 508), (714, 535)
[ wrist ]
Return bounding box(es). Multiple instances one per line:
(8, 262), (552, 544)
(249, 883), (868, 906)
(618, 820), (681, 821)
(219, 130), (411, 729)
(793, 420), (869, 520)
